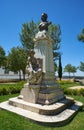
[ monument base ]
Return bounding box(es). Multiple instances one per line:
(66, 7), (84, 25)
(0, 96), (82, 126)
(18, 81), (64, 105)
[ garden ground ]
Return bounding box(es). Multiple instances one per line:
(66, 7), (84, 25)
(0, 80), (84, 130)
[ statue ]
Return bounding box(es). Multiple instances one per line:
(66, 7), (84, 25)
(26, 50), (43, 85)
(39, 13), (52, 31)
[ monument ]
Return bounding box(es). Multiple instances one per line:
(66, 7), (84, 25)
(0, 13), (83, 126)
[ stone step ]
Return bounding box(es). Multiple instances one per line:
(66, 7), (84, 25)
(40, 84), (60, 91)
(0, 99), (83, 126)
(37, 94), (64, 105)
(8, 96), (74, 115)
(39, 87), (62, 94)
(38, 88), (64, 105)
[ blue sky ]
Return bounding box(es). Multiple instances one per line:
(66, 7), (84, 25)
(0, 0), (84, 76)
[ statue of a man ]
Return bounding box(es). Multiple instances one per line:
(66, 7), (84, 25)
(39, 13), (52, 31)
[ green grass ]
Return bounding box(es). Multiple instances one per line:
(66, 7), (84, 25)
(0, 93), (19, 102)
(58, 80), (84, 96)
(58, 80), (80, 89)
(0, 81), (25, 89)
(0, 81), (84, 130)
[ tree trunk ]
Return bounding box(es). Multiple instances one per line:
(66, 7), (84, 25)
(69, 72), (70, 79)
(23, 70), (25, 80)
(19, 70), (21, 81)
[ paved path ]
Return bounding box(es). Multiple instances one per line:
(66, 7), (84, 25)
(69, 86), (84, 90)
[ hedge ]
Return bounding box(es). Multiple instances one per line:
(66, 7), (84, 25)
(0, 81), (24, 95)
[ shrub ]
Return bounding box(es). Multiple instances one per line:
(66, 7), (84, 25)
(0, 87), (9, 95)
(64, 88), (84, 97)
(80, 89), (84, 96)
(0, 81), (24, 95)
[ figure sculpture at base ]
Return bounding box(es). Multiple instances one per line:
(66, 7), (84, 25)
(26, 50), (43, 85)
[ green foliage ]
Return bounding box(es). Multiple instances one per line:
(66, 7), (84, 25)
(64, 88), (84, 97)
(58, 80), (80, 89)
(64, 89), (78, 96)
(48, 24), (61, 61)
(7, 47), (27, 80)
(64, 64), (77, 78)
(80, 89), (84, 96)
(0, 81), (24, 95)
(0, 45), (6, 67)
(48, 24), (61, 44)
(64, 64), (72, 76)
(20, 21), (38, 52)
(58, 55), (62, 80)
(71, 66), (77, 74)
(59, 80), (84, 96)
(79, 61), (84, 72)
(0, 93), (19, 102)
(78, 28), (84, 42)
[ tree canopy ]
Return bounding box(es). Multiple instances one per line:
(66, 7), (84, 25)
(20, 21), (38, 52)
(58, 55), (62, 80)
(48, 24), (61, 61)
(64, 64), (77, 78)
(0, 45), (6, 67)
(79, 62), (84, 72)
(78, 28), (84, 42)
(7, 47), (27, 80)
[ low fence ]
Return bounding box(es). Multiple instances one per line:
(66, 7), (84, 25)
(62, 76), (84, 80)
(0, 74), (84, 81)
(0, 74), (28, 80)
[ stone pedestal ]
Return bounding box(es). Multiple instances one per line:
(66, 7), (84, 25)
(34, 31), (64, 104)
(34, 31), (55, 81)
(17, 31), (64, 105)
(19, 83), (40, 103)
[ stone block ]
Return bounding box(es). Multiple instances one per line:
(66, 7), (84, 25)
(19, 83), (40, 103)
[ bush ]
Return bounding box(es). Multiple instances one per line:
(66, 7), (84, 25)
(80, 89), (84, 96)
(8, 86), (21, 94)
(58, 80), (80, 90)
(0, 81), (24, 95)
(64, 88), (84, 97)
(0, 87), (9, 95)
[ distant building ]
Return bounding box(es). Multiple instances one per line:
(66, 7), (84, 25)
(0, 67), (23, 80)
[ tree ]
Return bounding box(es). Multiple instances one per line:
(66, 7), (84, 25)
(78, 28), (84, 42)
(79, 62), (84, 73)
(58, 55), (62, 80)
(48, 24), (61, 61)
(0, 46), (6, 67)
(64, 64), (77, 78)
(71, 66), (77, 77)
(7, 47), (27, 80)
(20, 21), (38, 52)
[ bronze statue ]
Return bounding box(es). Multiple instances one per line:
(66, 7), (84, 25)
(39, 13), (52, 31)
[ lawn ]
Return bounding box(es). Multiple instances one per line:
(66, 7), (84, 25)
(0, 81), (84, 130)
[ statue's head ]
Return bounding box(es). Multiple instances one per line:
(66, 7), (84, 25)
(41, 13), (48, 22)
(39, 13), (51, 31)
